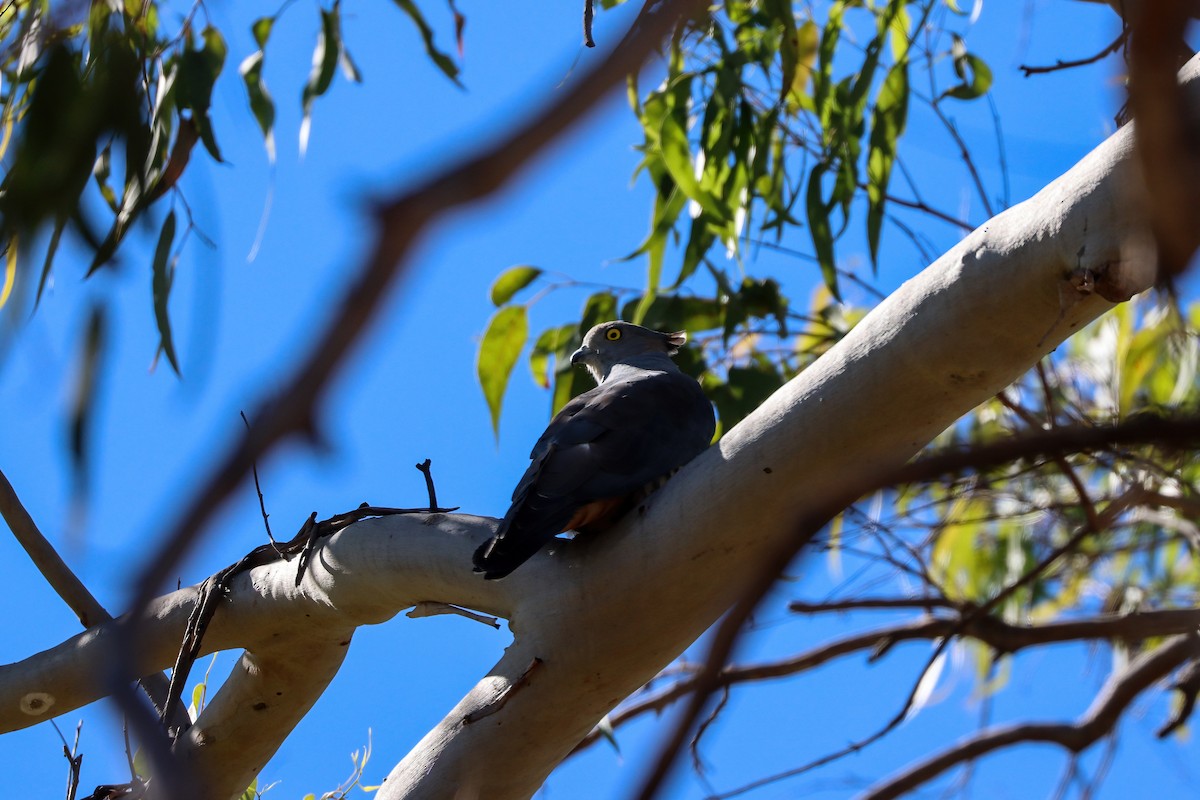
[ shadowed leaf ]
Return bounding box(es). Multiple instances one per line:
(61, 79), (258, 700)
(152, 211), (180, 375)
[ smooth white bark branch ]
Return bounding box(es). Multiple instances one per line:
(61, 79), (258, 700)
(3, 51), (1193, 800)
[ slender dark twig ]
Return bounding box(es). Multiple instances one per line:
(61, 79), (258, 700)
(416, 458), (438, 510)
(1019, 29), (1127, 77)
(859, 634), (1200, 800)
(50, 719), (83, 800)
(241, 410), (279, 550)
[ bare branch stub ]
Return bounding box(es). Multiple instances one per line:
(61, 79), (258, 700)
(407, 601), (501, 629)
(415, 458), (439, 510)
(584, 0), (596, 47)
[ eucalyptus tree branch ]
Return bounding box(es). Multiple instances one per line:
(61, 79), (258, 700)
(16, 37), (1195, 800)
(1, 513), (515, 799)
(632, 404), (1200, 798)
(105, 0), (706, 790)
(0, 467), (109, 629)
(572, 606), (1200, 757)
(859, 633), (1200, 800)
(0, 467), (193, 735)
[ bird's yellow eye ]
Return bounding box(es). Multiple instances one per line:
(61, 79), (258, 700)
(605, 328), (622, 341)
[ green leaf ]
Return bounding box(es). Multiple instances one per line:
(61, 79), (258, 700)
(300, 5), (342, 155)
(189, 682), (207, 717)
(241, 18), (277, 162)
(805, 165), (839, 299)
(771, 0), (799, 106)
(152, 211), (181, 375)
(620, 294), (723, 334)
(580, 290), (618, 330)
(239, 51), (276, 162)
(930, 496), (987, 601)
(866, 61), (909, 268)
(35, 218), (67, 308)
(530, 324), (574, 389)
(657, 112), (733, 223)
(252, 16), (274, 48)
(941, 36), (991, 101)
(706, 361), (784, 430)
(390, 0), (462, 86)
(1, 237), (15, 311)
(478, 305), (528, 438)
(177, 26), (227, 162)
(490, 265), (542, 306)
(339, 41), (362, 82)
(785, 19), (820, 110)
(70, 305), (107, 483)
(93, 145), (118, 212)
(813, 1), (845, 129)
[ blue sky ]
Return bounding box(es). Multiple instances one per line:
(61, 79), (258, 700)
(4, 1), (1195, 798)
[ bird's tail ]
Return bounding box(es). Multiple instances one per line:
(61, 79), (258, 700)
(473, 497), (574, 580)
(472, 523), (558, 580)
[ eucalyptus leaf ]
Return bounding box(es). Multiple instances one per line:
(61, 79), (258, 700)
(478, 305), (528, 438)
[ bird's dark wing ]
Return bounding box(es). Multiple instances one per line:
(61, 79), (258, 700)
(473, 366), (714, 579)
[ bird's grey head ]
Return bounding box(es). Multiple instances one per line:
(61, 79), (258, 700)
(570, 321), (687, 384)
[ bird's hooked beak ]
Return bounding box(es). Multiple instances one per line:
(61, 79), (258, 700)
(569, 345), (592, 366)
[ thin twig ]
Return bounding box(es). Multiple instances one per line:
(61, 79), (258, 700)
(1019, 29), (1127, 77)
(788, 596), (958, 614)
(859, 634), (1200, 800)
(50, 719), (83, 800)
(241, 410), (279, 551)
(580, 606), (1200, 761)
(415, 458), (438, 510)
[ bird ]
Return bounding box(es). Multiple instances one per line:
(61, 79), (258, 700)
(473, 320), (716, 579)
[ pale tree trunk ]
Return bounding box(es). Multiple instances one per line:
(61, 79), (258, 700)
(2, 44), (1188, 800)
